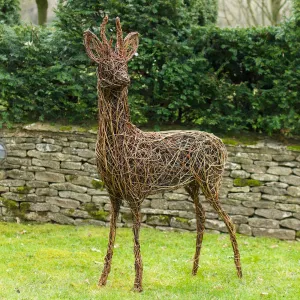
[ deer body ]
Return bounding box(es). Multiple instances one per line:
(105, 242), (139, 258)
(84, 16), (242, 292)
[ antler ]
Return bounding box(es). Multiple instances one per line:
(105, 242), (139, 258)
(100, 15), (109, 45)
(116, 17), (124, 56)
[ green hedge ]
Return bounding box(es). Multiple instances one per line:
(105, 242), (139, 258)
(0, 1), (299, 136)
(0, 0), (20, 25)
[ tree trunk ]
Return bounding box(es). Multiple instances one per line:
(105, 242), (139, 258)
(271, 0), (282, 25)
(36, 0), (48, 25)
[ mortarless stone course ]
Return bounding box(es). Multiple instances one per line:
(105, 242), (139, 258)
(1, 125), (300, 240)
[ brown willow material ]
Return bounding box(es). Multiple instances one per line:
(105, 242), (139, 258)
(83, 16), (242, 292)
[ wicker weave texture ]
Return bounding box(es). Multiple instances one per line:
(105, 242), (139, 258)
(83, 16), (242, 292)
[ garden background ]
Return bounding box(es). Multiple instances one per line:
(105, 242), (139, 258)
(0, 0), (299, 137)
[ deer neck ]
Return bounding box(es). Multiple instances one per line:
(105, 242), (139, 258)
(97, 85), (131, 136)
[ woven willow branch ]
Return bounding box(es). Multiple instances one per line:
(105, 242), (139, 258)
(83, 16), (242, 292)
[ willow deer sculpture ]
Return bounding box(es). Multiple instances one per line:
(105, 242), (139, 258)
(83, 16), (242, 292)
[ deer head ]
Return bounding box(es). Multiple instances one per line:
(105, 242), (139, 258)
(84, 16), (139, 89)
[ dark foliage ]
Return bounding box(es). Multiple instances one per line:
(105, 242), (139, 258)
(0, 0), (299, 135)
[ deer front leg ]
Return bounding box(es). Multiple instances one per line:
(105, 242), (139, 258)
(131, 208), (143, 292)
(98, 198), (121, 287)
(186, 183), (205, 275)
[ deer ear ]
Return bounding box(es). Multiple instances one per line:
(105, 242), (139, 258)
(123, 32), (139, 61)
(83, 30), (103, 63)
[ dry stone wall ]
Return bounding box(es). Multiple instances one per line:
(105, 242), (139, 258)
(1, 125), (300, 240)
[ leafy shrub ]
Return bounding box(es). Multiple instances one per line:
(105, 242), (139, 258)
(0, 0), (20, 25)
(0, 0), (299, 136)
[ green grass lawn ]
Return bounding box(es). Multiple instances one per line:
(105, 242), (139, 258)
(0, 222), (299, 300)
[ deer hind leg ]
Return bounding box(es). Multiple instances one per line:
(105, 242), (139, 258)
(131, 206), (143, 292)
(199, 178), (242, 278)
(185, 182), (205, 276)
(98, 196), (121, 287)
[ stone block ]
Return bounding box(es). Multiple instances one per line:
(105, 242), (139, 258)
(225, 162), (241, 170)
(228, 192), (261, 201)
(251, 174), (279, 182)
(280, 162), (300, 168)
(293, 213), (300, 220)
(228, 157), (253, 165)
(61, 209), (90, 219)
(27, 150), (82, 162)
(255, 209), (292, 220)
(69, 141), (88, 149)
(24, 166), (46, 172)
(280, 175), (300, 186)
(293, 169), (300, 176)
(65, 175), (95, 188)
(221, 198), (241, 206)
(0, 179), (25, 187)
(280, 219), (300, 230)
(273, 155), (295, 162)
(229, 186), (250, 193)
(252, 228), (295, 240)
(26, 181), (49, 188)
(6, 170), (34, 181)
(141, 199), (151, 208)
(24, 212), (50, 223)
(36, 188), (58, 196)
(267, 167), (292, 176)
(275, 203), (300, 213)
(92, 195), (110, 204)
(231, 215), (248, 224)
(36, 172), (65, 183)
(178, 211), (195, 219)
(170, 217), (196, 230)
(62, 147), (77, 155)
(46, 197), (80, 209)
(238, 224), (252, 236)
(248, 153), (272, 161)
(151, 199), (168, 209)
(231, 170), (250, 179)
(6, 157), (32, 166)
(82, 163), (98, 174)
(173, 188), (188, 195)
(254, 161), (278, 167)
(1, 192), (38, 202)
(86, 188), (108, 196)
(0, 170), (6, 180)
(205, 219), (228, 232)
(61, 161), (81, 170)
(0, 186), (9, 192)
(7, 143), (35, 150)
(248, 218), (279, 228)
(222, 178), (234, 188)
(59, 191), (91, 203)
(147, 215), (170, 226)
(165, 193), (188, 201)
(168, 201), (194, 211)
(287, 186), (300, 197)
(36, 143), (62, 152)
(9, 150), (27, 157)
(265, 182), (288, 188)
(241, 165), (266, 174)
(261, 194), (288, 202)
(32, 158), (60, 169)
(48, 213), (74, 225)
(77, 149), (95, 159)
(29, 202), (52, 212)
(222, 204), (254, 216)
(252, 186), (287, 196)
(243, 201), (275, 209)
(141, 208), (179, 216)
